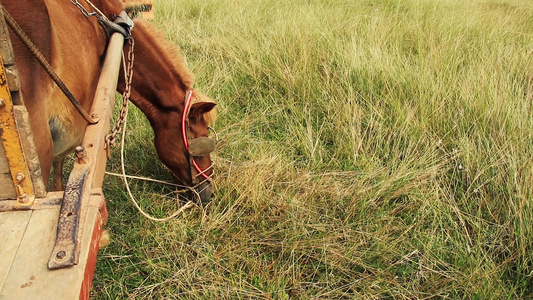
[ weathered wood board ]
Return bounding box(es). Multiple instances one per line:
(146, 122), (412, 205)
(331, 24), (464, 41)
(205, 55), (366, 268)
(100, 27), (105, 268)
(0, 143), (17, 199)
(13, 106), (46, 198)
(0, 194), (107, 300)
(0, 210), (32, 287)
(0, 5), (121, 298)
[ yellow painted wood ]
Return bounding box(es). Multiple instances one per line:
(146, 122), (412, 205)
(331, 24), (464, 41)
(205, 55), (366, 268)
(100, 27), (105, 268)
(0, 57), (34, 207)
(0, 142), (16, 199)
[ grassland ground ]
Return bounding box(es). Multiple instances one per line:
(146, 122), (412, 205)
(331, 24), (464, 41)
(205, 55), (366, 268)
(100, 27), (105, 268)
(92, 0), (533, 298)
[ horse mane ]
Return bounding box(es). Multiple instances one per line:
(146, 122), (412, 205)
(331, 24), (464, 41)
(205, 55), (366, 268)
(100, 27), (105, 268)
(135, 19), (195, 88)
(134, 20), (216, 126)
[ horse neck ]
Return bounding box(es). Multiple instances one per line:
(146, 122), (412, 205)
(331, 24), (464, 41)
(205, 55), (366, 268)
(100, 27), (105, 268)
(120, 20), (195, 120)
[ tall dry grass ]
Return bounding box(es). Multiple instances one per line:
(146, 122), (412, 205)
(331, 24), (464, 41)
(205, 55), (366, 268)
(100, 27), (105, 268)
(92, 0), (533, 298)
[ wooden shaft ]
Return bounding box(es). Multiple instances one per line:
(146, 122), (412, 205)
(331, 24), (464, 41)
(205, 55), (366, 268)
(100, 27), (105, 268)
(48, 33), (125, 270)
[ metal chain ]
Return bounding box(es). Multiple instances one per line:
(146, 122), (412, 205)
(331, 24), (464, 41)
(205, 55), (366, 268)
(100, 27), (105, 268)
(70, 0), (101, 18)
(105, 37), (135, 157)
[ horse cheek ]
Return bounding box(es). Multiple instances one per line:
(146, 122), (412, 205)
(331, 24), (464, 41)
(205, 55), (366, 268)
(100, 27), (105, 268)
(154, 129), (189, 183)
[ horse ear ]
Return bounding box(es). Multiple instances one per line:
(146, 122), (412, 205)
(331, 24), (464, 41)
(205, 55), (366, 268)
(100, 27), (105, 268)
(189, 101), (217, 125)
(189, 102), (217, 116)
(189, 90), (217, 124)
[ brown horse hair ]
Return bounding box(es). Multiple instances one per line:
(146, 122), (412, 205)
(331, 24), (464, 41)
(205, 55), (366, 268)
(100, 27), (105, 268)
(133, 19), (194, 87)
(133, 19), (217, 125)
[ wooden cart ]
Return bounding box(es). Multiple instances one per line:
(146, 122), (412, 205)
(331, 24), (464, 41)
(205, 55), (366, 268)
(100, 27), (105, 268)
(0, 6), (126, 299)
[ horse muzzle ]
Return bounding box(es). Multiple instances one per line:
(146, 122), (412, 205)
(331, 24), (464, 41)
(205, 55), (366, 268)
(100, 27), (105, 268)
(186, 133), (217, 203)
(192, 180), (214, 202)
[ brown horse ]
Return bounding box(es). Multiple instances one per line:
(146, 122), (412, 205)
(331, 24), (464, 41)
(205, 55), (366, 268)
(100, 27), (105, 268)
(1, 0), (217, 200)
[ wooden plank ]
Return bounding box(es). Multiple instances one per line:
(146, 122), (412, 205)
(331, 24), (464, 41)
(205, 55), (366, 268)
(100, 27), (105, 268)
(86, 33), (124, 190)
(13, 106), (46, 198)
(0, 6), (15, 66)
(0, 208), (58, 299)
(80, 193), (107, 300)
(0, 106), (42, 200)
(0, 195), (106, 299)
(0, 4), (22, 106)
(0, 210), (31, 292)
(5, 65), (19, 92)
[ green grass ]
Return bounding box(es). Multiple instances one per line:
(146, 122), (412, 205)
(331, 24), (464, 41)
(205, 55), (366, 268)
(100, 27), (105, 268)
(92, 0), (533, 298)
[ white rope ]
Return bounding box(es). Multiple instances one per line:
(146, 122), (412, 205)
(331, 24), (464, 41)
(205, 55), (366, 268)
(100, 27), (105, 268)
(109, 53), (198, 222)
(105, 172), (187, 188)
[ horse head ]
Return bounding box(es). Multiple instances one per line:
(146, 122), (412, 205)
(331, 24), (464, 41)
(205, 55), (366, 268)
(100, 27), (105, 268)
(152, 90), (217, 201)
(118, 20), (218, 202)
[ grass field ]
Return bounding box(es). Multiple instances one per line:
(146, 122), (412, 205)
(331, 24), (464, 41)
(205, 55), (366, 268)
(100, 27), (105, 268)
(91, 0), (533, 298)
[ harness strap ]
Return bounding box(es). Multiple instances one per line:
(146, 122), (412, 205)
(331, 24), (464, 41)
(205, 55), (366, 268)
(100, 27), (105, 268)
(71, 0), (134, 42)
(99, 11), (134, 42)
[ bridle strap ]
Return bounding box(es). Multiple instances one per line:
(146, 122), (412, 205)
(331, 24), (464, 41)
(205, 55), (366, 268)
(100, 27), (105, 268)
(182, 90), (210, 180)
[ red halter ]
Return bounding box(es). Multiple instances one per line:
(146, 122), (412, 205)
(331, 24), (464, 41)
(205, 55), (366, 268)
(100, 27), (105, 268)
(181, 90), (210, 180)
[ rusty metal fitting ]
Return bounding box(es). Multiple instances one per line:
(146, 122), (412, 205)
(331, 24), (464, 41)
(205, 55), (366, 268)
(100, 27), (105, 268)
(56, 251), (67, 260)
(15, 173), (29, 204)
(75, 145), (89, 164)
(90, 112), (101, 123)
(15, 172), (25, 182)
(17, 193), (28, 204)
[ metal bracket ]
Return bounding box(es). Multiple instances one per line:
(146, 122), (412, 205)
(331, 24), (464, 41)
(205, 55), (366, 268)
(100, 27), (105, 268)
(48, 165), (89, 269)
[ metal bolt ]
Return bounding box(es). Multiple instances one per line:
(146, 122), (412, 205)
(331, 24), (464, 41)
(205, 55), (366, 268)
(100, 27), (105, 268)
(15, 172), (25, 182)
(90, 113), (101, 123)
(56, 251), (67, 260)
(75, 146), (88, 164)
(15, 173), (28, 204)
(17, 193), (28, 204)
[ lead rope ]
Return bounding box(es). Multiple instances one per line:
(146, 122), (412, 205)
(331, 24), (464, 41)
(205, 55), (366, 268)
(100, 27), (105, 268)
(105, 42), (199, 222)
(115, 91), (198, 222)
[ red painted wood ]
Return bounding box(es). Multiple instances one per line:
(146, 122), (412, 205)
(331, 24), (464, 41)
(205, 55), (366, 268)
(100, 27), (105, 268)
(79, 197), (107, 300)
